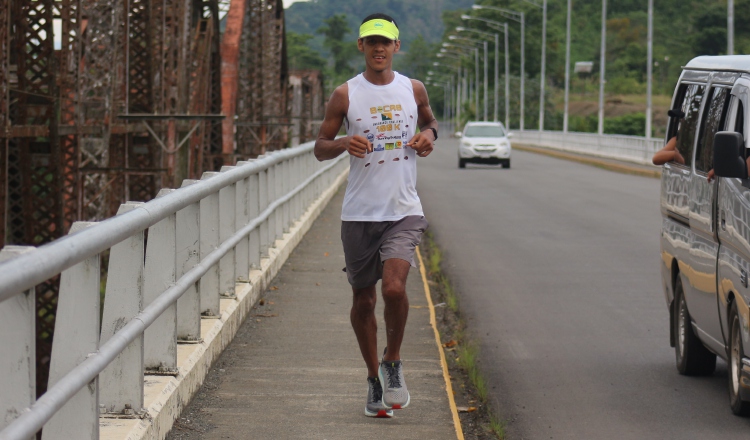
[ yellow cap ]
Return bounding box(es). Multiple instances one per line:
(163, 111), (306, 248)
(359, 19), (399, 40)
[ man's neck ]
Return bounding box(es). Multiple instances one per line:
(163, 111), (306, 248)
(363, 69), (395, 86)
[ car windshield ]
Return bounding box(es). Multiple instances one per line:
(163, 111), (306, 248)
(464, 125), (505, 138)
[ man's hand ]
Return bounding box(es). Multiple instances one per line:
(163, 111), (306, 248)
(406, 131), (434, 158)
(345, 135), (373, 158)
(707, 168), (715, 182)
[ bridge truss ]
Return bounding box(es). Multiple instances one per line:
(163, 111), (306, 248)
(0, 0), (311, 399)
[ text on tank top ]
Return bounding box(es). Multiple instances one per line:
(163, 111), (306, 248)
(341, 72), (423, 221)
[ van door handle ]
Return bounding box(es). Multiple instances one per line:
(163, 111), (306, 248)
(721, 210), (727, 230)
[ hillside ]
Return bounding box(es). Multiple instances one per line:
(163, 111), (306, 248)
(285, 0), (750, 134)
(285, 0), (475, 53)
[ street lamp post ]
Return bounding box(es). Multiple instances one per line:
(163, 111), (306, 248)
(541, 0), (547, 131)
(456, 25), (510, 129)
(468, 7), (525, 130)
(517, 0), (547, 131)
(427, 78), (452, 132)
(444, 42), (481, 122)
(729, 0), (735, 55)
(646, 0), (653, 139)
(434, 59), (462, 130)
(450, 35), (489, 121)
(598, 0), (607, 135)
(563, 0), (571, 133)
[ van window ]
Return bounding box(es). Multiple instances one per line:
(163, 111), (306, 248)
(695, 87), (730, 172)
(667, 84), (687, 140)
(675, 84), (705, 166)
(736, 99), (744, 135)
(724, 96), (746, 155)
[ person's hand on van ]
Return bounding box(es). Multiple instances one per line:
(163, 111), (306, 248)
(707, 169), (715, 182)
(652, 136), (683, 165)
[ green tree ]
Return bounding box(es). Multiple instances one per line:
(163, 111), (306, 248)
(317, 14), (356, 76)
(691, 4), (727, 55)
(395, 35), (435, 80)
(286, 32), (327, 71)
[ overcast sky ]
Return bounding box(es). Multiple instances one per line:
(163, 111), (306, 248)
(283, 0), (309, 8)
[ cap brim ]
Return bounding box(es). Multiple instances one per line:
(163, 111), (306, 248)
(359, 30), (398, 40)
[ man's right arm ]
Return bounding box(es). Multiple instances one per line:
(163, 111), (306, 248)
(314, 84), (372, 161)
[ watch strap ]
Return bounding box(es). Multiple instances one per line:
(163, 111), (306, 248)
(428, 127), (438, 141)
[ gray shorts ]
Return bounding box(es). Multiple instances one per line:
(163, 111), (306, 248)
(341, 215), (429, 289)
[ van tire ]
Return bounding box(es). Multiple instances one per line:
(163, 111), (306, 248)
(674, 277), (716, 375)
(728, 302), (750, 415)
(458, 158), (466, 169)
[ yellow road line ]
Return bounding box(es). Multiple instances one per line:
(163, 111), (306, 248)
(416, 246), (465, 440)
(514, 144), (662, 179)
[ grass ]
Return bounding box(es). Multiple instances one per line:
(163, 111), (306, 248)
(420, 230), (508, 439)
(490, 413), (508, 439)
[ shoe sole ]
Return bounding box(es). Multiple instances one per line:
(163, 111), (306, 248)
(378, 364), (410, 409)
(364, 407), (393, 418)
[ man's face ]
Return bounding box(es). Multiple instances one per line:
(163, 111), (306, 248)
(358, 36), (400, 72)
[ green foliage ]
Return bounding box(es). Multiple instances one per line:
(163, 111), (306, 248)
(285, 0), (476, 55)
(394, 35), (436, 80)
(604, 112), (646, 136)
(285, 0), (747, 135)
(317, 14), (357, 75)
(546, 112), (646, 136)
(568, 114), (598, 133)
(286, 32), (326, 71)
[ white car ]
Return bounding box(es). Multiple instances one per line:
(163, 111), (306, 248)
(456, 121), (512, 169)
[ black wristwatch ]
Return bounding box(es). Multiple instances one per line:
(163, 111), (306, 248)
(427, 127), (438, 141)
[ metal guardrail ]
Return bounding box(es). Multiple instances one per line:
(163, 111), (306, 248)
(511, 130), (664, 165)
(0, 141), (347, 440)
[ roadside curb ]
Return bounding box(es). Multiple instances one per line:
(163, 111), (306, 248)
(514, 143), (662, 179)
(99, 168), (349, 440)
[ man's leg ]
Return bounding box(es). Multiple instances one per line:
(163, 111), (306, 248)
(351, 284), (379, 377)
(381, 258), (411, 361)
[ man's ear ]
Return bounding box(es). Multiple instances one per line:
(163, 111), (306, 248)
(357, 38), (365, 53)
(394, 40), (401, 53)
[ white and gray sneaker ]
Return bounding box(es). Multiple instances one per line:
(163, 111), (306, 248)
(379, 353), (410, 409)
(365, 377), (393, 418)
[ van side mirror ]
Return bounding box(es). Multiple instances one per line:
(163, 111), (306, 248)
(714, 131), (747, 179)
(454, 131), (462, 138)
(507, 132), (514, 139)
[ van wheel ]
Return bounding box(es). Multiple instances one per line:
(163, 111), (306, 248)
(674, 277), (716, 375)
(458, 158), (466, 169)
(502, 160), (510, 169)
(728, 302), (750, 415)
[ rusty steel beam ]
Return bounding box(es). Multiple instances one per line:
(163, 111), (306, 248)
(234, 0), (289, 159)
(79, 0), (122, 221)
(11, 0), (62, 401)
(1, 0), (236, 405)
(220, 0), (246, 161)
(127, 0), (159, 203)
(0, 0), (7, 248)
(206, 0), (224, 172)
(57, 0), (81, 234)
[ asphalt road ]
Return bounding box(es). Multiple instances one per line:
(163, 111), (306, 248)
(416, 139), (750, 439)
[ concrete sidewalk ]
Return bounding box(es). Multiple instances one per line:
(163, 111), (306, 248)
(166, 186), (459, 440)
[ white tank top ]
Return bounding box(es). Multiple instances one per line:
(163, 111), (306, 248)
(341, 72), (423, 221)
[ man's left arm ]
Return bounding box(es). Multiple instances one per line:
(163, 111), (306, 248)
(406, 79), (438, 157)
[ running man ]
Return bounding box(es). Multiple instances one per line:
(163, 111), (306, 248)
(314, 13), (438, 418)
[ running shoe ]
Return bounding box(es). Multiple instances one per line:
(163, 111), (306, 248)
(379, 349), (410, 409)
(365, 377), (393, 418)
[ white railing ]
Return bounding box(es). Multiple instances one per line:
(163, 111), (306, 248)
(511, 130), (664, 165)
(0, 141), (347, 440)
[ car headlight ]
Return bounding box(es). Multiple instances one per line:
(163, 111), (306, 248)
(461, 141), (472, 147)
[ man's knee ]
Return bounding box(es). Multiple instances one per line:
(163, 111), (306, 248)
(382, 278), (406, 300)
(352, 287), (377, 313)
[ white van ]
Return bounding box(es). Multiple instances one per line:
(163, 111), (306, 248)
(659, 55), (750, 415)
